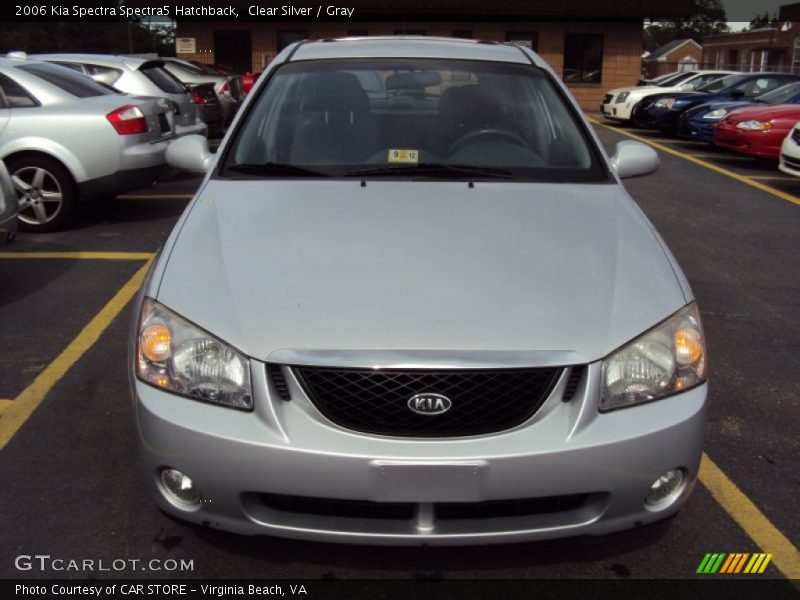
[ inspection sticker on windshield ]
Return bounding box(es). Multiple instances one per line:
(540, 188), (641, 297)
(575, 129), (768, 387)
(388, 149), (419, 164)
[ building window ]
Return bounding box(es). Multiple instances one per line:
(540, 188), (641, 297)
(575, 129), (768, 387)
(453, 30), (473, 39)
(347, 29), (368, 37)
(506, 32), (538, 51)
(277, 30), (308, 52)
(563, 33), (603, 84)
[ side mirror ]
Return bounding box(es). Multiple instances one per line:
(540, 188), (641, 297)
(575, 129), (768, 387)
(610, 140), (660, 179)
(166, 135), (214, 173)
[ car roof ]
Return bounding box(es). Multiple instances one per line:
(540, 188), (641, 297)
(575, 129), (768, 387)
(31, 53), (157, 69)
(288, 37), (543, 67)
(0, 56), (56, 69)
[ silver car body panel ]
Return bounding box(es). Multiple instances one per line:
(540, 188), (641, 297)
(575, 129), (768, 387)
(0, 58), (170, 187)
(31, 54), (207, 138)
(132, 38), (706, 544)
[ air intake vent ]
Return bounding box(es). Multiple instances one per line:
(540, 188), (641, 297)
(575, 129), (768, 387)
(267, 364), (291, 401)
(562, 366), (586, 402)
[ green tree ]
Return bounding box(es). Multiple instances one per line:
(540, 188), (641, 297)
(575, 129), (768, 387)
(645, 0), (729, 48)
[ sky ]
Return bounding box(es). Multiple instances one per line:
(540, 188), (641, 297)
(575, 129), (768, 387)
(723, 0), (788, 28)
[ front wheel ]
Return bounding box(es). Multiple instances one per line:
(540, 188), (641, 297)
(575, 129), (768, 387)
(8, 156), (76, 232)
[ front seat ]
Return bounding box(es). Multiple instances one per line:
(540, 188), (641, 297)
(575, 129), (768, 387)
(290, 72), (377, 164)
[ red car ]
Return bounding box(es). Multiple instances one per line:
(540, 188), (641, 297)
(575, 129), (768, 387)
(714, 104), (800, 160)
(242, 72), (261, 96)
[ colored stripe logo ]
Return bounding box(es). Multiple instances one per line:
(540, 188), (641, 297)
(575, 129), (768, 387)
(697, 553), (773, 574)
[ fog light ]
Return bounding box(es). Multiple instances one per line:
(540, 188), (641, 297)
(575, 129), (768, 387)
(646, 469), (685, 507)
(160, 468), (201, 506)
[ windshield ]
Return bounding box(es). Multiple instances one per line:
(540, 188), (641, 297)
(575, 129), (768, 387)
(222, 59), (606, 182)
(657, 71), (695, 87)
(757, 81), (800, 104)
(697, 74), (747, 94)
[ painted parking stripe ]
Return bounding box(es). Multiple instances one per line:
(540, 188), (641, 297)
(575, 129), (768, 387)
(699, 454), (800, 584)
(589, 118), (800, 207)
(0, 252), (154, 260)
(0, 259), (151, 451)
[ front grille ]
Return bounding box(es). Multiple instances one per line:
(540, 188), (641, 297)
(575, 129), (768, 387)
(782, 153), (800, 169)
(294, 366), (561, 437)
(792, 129), (800, 144)
(602, 93), (613, 104)
(257, 493), (590, 521)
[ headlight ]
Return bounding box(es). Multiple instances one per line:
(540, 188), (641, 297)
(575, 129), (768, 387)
(736, 120), (773, 131)
(616, 92), (630, 103)
(136, 298), (253, 410)
(702, 108), (728, 120)
(601, 303), (706, 411)
(653, 98), (676, 109)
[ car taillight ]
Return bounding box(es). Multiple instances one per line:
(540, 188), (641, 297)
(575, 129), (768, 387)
(191, 90), (207, 104)
(219, 81), (229, 96)
(106, 105), (148, 135)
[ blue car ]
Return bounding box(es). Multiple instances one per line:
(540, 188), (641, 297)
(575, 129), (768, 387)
(678, 81), (800, 142)
(632, 73), (800, 135)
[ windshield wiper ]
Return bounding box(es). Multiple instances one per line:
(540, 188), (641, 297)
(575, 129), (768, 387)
(345, 163), (513, 179)
(226, 163), (330, 177)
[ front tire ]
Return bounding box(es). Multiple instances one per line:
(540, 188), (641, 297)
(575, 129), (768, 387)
(8, 156), (76, 233)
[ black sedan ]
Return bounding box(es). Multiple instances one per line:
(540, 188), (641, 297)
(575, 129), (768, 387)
(631, 73), (800, 135)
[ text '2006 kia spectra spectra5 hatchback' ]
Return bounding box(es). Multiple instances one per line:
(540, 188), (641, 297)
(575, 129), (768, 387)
(130, 37), (708, 545)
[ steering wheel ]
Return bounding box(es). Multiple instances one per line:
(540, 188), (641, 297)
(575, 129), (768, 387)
(448, 128), (530, 155)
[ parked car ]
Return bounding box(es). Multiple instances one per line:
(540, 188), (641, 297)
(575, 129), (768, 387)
(778, 123), (800, 176)
(713, 104), (800, 160)
(130, 37), (707, 545)
(32, 53), (207, 139)
(632, 73), (800, 135)
(0, 159), (18, 243)
(161, 57), (243, 128)
(601, 70), (735, 124)
(0, 55), (173, 231)
(637, 70), (689, 86)
(242, 71), (261, 96)
(678, 81), (800, 142)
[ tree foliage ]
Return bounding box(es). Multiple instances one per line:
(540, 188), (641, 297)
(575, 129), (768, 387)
(645, 0), (729, 49)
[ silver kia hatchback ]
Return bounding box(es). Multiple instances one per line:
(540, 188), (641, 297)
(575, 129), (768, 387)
(130, 38), (708, 545)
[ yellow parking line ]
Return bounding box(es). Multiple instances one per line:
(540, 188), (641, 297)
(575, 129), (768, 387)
(117, 194), (193, 200)
(0, 252), (154, 261)
(699, 454), (800, 584)
(683, 154), (754, 160)
(748, 175), (800, 182)
(589, 118), (800, 207)
(0, 399), (12, 409)
(0, 259), (151, 451)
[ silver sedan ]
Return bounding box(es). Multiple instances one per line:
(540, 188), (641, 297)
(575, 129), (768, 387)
(130, 37), (707, 545)
(0, 55), (174, 231)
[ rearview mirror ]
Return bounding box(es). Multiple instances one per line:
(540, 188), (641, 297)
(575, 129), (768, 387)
(166, 135), (214, 173)
(610, 140), (659, 179)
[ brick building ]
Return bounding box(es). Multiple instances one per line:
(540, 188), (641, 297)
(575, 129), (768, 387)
(642, 39), (703, 78)
(701, 3), (800, 73)
(170, 1), (695, 109)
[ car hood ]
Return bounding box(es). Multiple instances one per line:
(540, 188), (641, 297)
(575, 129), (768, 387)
(609, 85), (655, 95)
(685, 100), (753, 117)
(724, 103), (800, 122)
(156, 180), (688, 364)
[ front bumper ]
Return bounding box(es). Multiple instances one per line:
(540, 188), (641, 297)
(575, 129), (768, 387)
(133, 361), (707, 545)
(601, 101), (634, 121)
(677, 118), (716, 142)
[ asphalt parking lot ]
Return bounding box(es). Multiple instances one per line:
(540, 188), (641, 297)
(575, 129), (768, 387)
(0, 124), (798, 585)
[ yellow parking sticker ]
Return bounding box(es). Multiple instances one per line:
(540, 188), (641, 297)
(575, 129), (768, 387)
(388, 149), (419, 164)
